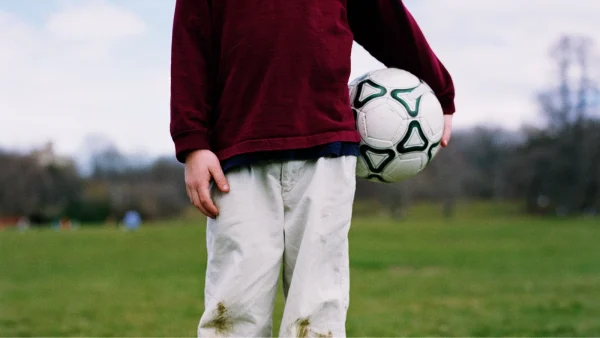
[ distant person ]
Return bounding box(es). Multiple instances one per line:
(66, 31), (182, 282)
(123, 210), (142, 230)
(17, 216), (30, 232)
(169, 0), (456, 336)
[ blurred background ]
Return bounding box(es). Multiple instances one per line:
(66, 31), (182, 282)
(1, 0), (599, 336)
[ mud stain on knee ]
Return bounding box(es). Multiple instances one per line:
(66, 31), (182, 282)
(296, 318), (310, 338)
(203, 302), (233, 335)
(295, 318), (332, 338)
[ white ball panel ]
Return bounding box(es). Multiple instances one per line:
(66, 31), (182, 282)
(356, 112), (393, 149)
(362, 100), (408, 145)
(356, 155), (370, 178)
(358, 97), (412, 147)
(419, 91), (444, 136)
(382, 155), (423, 182)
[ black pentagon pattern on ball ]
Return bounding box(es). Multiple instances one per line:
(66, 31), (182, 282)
(353, 79), (387, 109)
(390, 82), (424, 118)
(359, 144), (396, 174)
(427, 141), (441, 164)
(366, 174), (389, 183)
(397, 120), (429, 154)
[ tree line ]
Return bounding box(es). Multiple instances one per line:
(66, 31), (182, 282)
(0, 35), (598, 224)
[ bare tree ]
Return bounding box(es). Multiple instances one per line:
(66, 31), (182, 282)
(524, 35), (600, 214)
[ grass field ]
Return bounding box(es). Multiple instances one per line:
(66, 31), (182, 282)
(1, 203), (600, 337)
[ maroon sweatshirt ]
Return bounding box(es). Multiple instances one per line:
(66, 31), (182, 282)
(170, 0), (455, 163)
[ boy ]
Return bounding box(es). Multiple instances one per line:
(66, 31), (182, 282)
(170, 0), (455, 336)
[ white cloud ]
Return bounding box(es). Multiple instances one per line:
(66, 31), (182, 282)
(0, 12), (38, 66)
(0, 1), (170, 157)
(46, 2), (146, 42)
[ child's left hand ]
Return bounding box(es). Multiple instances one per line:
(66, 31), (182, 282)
(441, 114), (453, 147)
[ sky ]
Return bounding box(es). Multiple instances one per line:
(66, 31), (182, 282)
(1, 0), (599, 159)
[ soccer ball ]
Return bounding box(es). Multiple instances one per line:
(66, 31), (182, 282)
(349, 68), (444, 183)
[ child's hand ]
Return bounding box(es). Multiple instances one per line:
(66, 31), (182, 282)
(441, 114), (453, 147)
(184, 150), (230, 218)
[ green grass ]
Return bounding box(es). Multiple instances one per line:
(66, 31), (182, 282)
(1, 204), (600, 336)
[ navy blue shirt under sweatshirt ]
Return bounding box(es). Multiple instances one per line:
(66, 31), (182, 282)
(221, 142), (359, 173)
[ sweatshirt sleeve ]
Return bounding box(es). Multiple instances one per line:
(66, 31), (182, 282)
(170, 0), (215, 163)
(347, 0), (456, 115)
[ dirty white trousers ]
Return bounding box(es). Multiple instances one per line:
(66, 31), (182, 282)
(198, 156), (357, 338)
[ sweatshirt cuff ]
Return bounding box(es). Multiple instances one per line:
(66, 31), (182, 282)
(442, 101), (456, 115)
(438, 95), (456, 115)
(173, 129), (211, 163)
